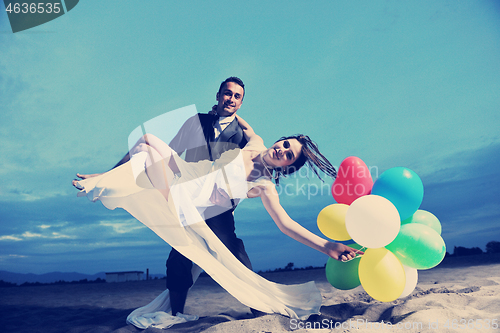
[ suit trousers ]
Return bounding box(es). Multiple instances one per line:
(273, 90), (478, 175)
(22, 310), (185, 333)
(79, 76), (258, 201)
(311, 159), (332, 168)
(166, 209), (253, 291)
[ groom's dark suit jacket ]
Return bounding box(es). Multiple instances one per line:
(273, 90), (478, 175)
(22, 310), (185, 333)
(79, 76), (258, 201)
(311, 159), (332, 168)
(169, 113), (247, 162)
(166, 113), (252, 291)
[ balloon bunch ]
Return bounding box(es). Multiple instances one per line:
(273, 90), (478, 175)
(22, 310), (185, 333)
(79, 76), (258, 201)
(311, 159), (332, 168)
(317, 156), (445, 302)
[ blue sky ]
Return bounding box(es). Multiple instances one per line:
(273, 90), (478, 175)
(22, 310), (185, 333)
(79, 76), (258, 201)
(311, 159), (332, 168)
(1, 1), (499, 275)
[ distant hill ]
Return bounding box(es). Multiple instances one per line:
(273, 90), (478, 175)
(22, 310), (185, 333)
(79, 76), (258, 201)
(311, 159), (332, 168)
(0, 270), (106, 285)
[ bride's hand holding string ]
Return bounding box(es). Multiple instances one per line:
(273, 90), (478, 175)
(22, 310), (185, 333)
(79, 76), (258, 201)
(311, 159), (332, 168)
(324, 242), (364, 262)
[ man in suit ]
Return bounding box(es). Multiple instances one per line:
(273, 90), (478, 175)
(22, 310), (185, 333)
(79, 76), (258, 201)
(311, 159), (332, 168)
(74, 77), (255, 316)
(166, 77), (254, 316)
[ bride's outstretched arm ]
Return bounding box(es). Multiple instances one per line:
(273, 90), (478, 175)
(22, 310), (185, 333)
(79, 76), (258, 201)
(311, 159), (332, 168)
(235, 115), (263, 145)
(252, 185), (363, 262)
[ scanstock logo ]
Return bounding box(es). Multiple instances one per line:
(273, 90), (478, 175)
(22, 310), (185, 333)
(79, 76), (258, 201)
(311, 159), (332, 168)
(4, 0), (79, 33)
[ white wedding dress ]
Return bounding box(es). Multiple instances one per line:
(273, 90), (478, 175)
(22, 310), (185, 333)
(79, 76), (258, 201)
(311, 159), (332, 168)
(75, 140), (322, 329)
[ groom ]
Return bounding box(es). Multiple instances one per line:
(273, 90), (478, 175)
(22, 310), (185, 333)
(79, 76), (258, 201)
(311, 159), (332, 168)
(166, 77), (255, 316)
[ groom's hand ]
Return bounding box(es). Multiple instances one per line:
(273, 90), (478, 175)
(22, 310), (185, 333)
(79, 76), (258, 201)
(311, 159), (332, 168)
(208, 105), (218, 115)
(209, 184), (232, 208)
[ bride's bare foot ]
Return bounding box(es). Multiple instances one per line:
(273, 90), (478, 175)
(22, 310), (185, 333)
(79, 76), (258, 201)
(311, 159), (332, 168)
(76, 173), (103, 180)
(72, 179), (83, 190)
(72, 173), (103, 190)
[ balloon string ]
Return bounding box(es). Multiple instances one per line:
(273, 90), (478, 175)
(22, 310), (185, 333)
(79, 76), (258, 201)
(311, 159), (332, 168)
(343, 246), (366, 262)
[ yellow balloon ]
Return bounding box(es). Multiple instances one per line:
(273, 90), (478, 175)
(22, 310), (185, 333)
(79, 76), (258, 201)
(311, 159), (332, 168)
(317, 204), (351, 241)
(359, 248), (405, 302)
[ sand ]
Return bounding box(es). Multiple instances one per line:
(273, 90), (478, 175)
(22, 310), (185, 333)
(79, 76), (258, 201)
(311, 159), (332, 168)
(2, 254), (500, 333)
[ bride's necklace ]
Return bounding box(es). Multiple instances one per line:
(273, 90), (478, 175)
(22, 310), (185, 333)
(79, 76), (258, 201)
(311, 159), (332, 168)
(259, 152), (276, 179)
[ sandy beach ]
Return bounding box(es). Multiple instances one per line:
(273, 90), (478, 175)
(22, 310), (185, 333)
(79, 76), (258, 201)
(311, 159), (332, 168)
(2, 254), (500, 333)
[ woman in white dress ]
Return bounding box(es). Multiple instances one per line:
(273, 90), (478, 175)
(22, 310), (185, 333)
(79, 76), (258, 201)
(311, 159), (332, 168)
(73, 115), (362, 328)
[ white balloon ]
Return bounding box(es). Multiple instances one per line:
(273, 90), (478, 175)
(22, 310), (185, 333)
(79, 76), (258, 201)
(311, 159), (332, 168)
(399, 265), (418, 298)
(345, 195), (400, 248)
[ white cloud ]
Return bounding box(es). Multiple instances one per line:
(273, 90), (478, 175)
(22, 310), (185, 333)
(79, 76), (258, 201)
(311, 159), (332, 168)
(99, 219), (145, 234)
(37, 222), (69, 229)
(0, 254), (27, 261)
(0, 230), (76, 242)
(41, 239), (159, 249)
(22, 231), (42, 238)
(50, 232), (73, 239)
(0, 235), (22, 241)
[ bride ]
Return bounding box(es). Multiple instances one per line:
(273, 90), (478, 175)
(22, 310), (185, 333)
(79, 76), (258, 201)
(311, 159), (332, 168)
(73, 115), (361, 328)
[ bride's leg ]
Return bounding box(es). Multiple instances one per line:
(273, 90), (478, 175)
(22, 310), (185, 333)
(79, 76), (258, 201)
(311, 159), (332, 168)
(130, 134), (180, 173)
(73, 134), (179, 192)
(76, 172), (103, 179)
(76, 135), (149, 180)
(74, 137), (143, 185)
(74, 147), (133, 187)
(136, 143), (177, 201)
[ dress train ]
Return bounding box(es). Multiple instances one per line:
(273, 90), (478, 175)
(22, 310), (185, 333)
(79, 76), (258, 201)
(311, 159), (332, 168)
(76, 150), (322, 329)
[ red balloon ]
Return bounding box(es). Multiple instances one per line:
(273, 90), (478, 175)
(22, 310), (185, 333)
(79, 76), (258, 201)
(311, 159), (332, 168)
(331, 156), (373, 205)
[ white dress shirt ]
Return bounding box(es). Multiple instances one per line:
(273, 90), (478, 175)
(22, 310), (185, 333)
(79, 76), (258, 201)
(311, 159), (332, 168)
(214, 114), (236, 139)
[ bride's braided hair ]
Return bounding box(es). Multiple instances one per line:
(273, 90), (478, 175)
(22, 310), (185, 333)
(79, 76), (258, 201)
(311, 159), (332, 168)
(273, 134), (337, 185)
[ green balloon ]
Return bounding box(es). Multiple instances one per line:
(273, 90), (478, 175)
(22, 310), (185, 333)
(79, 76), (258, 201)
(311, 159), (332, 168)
(325, 243), (363, 290)
(386, 223), (446, 269)
(401, 210), (442, 235)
